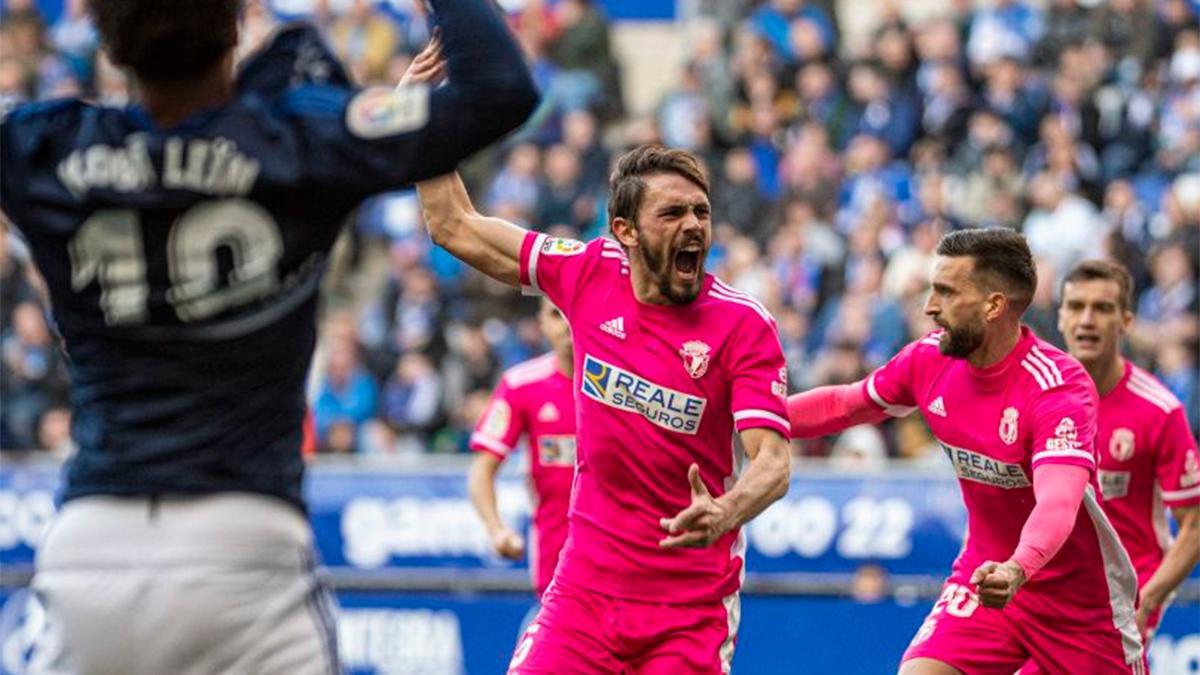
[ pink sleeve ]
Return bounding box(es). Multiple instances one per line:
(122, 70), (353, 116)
(518, 232), (596, 321)
(786, 382), (891, 438)
(728, 311), (791, 439)
(1029, 379), (1098, 473)
(1009, 463), (1090, 580)
(1155, 407), (1200, 507)
(864, 335), (937, 417)
(469, 378), (525, 460)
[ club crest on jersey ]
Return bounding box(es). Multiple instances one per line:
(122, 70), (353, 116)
(679, 340), (711, 379)
(999, 407), (1019, 445)
(541, 237), (586, 256)
(1109, 428), (1135, 462)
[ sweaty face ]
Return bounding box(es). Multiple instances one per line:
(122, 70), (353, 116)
(629, 173), (711, 304)
(1058, 279), (1128, 367)
(924, 256), (988, 359)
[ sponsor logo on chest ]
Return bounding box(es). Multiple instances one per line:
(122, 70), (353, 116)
(941, 442), (1031, 489)
(1098, 470), (1131, 500)
(538, 435), (577, 467)
(580, 354), (706, 434)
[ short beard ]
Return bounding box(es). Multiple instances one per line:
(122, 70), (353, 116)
(939, 319), (985, 358)
(635, 228), (701, 305)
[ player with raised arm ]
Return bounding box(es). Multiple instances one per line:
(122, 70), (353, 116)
(417, 146), (792, 673)
(468, 298), (576, 603)
(0, 1), (536, 672)
(1056, 260), (1199, 643)
(786, 229), (1144, 674)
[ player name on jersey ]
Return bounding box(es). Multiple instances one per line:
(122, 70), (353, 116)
(57, 135), (261, 198)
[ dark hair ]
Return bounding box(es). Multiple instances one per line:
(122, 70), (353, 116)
(608, 145), (709, 226)
(1063, 260), (1134, 313)
(936, 228), (1036, 312)
(91, 0), (241, 82)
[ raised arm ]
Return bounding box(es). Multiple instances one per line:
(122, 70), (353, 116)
(417, 172), (527, 286)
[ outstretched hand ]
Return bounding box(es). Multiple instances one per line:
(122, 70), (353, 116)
(659, 464), (734, 549)
(398, 30), (446, 87)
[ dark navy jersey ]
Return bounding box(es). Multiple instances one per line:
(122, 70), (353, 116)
(0, 9), (536, 509)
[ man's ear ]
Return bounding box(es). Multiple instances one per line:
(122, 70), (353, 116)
(611, 217), (638, 248)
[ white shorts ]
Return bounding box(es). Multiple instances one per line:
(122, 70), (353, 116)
(29, 493), (340, 675)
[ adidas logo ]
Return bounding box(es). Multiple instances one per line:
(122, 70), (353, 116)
(929, 396), (947, 417)
(599, 316), (626, 340)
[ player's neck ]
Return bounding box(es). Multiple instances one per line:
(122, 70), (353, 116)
(968, 320), (1022, 369)
(1086, 355), (1126, 397)
(630, 267), (671, 306)
(556, 351), (574, 379)
(134, 58), (235, 128)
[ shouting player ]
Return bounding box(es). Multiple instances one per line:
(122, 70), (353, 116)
(0, 0), (536, 672)
(417, 146), (792, 673)
(468, 298), (576, 603)
(1057, 260), (1199, 641)
(787, 229), (1144, 674)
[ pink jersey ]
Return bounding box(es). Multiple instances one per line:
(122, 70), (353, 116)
(470, 353), (576, 597)
(868, 326), (1141, 660)
(518, 232), (790, 604)
(1097, 361), (1200, 589)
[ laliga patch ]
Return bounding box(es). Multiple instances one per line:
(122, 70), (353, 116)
(541, 237), (586, 256)
(346, 85), (430, 139)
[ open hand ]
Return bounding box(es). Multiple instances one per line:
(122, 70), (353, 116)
(398, 30), (445, 87)
(970, 560), (1026, 609)
(659, 464), (733, 549)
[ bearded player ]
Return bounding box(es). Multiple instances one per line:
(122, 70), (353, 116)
(418, 146), (791, 673)
(787, 229), (1144, 673)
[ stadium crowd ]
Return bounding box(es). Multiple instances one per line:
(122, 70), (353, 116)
(1, 0), (1197, 462)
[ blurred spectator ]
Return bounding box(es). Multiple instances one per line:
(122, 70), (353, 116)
(1132, 243), (1199, 353)
(328, 0), (399, 84)
(371, 352), (444, 454)
(313, 339), (378, 448)
(713, 148), (771, 243)
(1022, 172), (1105, 280)
(1, 302), (68, 449)
(535, 144), (591, 230)
(545, 0), (621, 119)
(486, 143), (542, 219)
(845, 61), (920, 159)
(35, 406), (74, 459)
(1035, 0), (1090, 68)
(951, 145), (1024, 229)
(747, 0), (836, 66)
(966, 0), (1044, 69)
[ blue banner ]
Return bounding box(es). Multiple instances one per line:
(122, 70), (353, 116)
(0, 464), (970, 578)
(1, 587), (1197, 674)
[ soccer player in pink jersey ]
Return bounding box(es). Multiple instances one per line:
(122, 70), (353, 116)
(417, 145), (792, 673)
(468, 298), (577, 601)
(786, 229), (1145, 674)
(1057, 260), (1199, 641)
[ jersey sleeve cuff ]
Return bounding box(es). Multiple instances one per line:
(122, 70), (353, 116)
(732, 409), (791, 439)
(469, 433), (511, 459)
(1031, 450), (1095, 472)
(519, 231), (548, 297)
(1161, 484), (1200, 507)
(865, 374), (917, 418)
